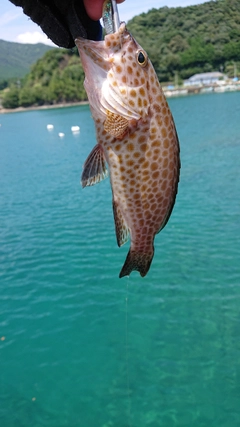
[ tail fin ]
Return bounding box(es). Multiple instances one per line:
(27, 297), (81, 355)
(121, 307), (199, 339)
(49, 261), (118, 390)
(119, 249), (154, 278)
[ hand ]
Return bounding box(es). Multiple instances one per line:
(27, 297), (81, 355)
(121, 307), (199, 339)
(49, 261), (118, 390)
(83, 0), (125, 21)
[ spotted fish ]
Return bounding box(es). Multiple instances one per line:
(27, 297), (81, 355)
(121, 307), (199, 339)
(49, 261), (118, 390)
(75, 21), (180, 278)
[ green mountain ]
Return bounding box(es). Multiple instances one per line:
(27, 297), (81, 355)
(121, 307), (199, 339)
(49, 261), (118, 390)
(0, 39), (53, 81)
(1, 0), (240, 109)
(1, 48), (86, 108)
(127, 0), (240, 81)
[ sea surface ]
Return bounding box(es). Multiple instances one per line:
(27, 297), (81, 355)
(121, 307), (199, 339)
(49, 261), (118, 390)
(0, 91), (240, 427)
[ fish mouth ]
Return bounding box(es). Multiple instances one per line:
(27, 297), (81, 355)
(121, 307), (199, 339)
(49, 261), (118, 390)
(75, 39), (109, 80)
(75, 35), (112, 117)
(75, 23), (144, 121)
(75, 23), (127, 71)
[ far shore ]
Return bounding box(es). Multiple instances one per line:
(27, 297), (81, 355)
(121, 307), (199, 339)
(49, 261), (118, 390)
(0, 101), (89, 115)
(1, 82), (240, 114)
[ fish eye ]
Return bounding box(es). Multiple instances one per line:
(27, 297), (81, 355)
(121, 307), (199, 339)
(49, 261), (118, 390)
(137, 50), (148, 67)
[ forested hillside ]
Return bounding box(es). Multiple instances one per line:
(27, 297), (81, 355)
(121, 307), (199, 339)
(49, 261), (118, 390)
(1, 48), (86, 108)
(0, 39), (53, 82)
(1, 45), (87, 108)
(1, 0), (240, 109)
(127, 0), (240, 81)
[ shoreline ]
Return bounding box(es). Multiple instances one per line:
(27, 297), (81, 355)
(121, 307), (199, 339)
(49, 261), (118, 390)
(1, 83), (240, 114)
(0, 101), (89, 115)
(164, 82), (240, 98)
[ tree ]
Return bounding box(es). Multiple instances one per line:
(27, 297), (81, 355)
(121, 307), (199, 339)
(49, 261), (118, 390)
(2, 86), (19, 108)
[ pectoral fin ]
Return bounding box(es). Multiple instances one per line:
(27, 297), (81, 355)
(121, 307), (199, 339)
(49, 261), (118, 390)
(81, 144), (108, 188)
(104, 110), (129, 139)
(113, 200), (130, 247)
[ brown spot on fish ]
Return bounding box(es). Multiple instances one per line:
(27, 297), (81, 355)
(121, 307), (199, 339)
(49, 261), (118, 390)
(143, 99), (148, 108)
(162, 169), (168, 179)
(152, 140), (160, 147)
(164, 116), (170, 127)
(126, 142), (134, 152)
(164, 139), (170, 148)
(151, 162), (158, 171)
(138, 135), (147, 144)
(161, 128), (167, 139)
(163, 158), (169, 168)
(161, 180), (167, 191)
(138, 97), (143, 108)
(156, 115), (163, 126)
(116, 65), (123, 74)
(127, 66), (133, 74)
(138, 156), (145, 164)
(153, 103), (161, 113)
(156, 95), (163, 103)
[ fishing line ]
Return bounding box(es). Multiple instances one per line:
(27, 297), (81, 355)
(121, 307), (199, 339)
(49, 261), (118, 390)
(125, 275), (132, 427)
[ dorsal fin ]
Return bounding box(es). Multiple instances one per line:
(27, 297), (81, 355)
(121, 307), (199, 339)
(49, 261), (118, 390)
(113, 200), (130, 247)
(81, 144), (108, 188)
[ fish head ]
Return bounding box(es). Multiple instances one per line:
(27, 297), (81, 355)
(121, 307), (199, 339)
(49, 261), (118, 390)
(75, 23), (151, 122)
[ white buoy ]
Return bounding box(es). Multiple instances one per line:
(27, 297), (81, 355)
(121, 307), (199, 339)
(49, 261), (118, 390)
(47, 124), (54, 131)
(58, 132), (65, 138)
(71, 125), (80, 133)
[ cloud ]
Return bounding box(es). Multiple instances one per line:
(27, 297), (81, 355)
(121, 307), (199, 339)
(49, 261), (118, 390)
(16, 31), (55, 46)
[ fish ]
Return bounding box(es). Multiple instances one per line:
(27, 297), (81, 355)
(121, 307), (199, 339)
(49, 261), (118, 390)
(75, 12), (180, 278)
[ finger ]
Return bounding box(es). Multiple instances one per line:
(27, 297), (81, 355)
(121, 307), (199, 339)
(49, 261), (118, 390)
(83, 0), (125, 21)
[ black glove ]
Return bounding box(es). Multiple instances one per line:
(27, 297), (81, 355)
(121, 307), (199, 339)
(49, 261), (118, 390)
(10, 0), (102, 48)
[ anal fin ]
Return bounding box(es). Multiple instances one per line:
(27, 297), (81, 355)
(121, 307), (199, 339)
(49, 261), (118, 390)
(81, 144), (108, 188)
(113, 200), (130, 247)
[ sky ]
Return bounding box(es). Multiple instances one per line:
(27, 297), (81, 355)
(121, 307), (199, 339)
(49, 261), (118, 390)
(0, 0), (207, 46)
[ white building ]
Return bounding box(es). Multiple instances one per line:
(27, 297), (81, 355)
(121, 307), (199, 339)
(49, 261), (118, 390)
(184, 72), (227, 86)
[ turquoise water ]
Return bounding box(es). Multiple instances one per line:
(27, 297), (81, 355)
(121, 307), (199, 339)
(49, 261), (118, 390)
(0, 91), (240, 427)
